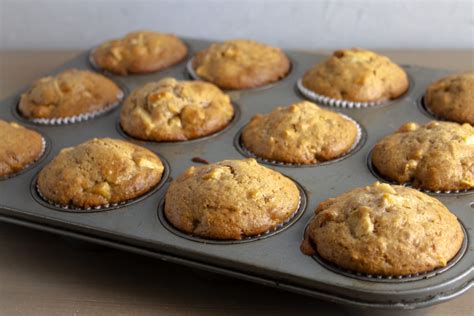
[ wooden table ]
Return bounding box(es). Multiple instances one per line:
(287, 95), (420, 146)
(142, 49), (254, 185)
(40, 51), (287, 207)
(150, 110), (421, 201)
(0, 50), (473, 316)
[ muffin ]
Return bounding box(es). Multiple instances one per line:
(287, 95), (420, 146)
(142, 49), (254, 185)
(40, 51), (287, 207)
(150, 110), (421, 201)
(37, 138), (164, 208)
(241, 101), (359, 164)
(0, 120), (44, 178)
(304, 182), (464, 276)
(192, 39), (290, 90)
(371, 121), (473, 191)
(120, 78), (234, 141)
(19, 69), (123, 121)
(164, 159), (300, 240)
(425, 71), (474, 125)
(302, 48), (409, 103)
(91, 31), (188, 75)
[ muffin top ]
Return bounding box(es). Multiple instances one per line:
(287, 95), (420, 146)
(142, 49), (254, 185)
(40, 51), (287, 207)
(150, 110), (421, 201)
(192, 39), (290, 90)
(164, 159), (300, 240)
(302, 48), (409, 102)
(305, 182), (464, 276)
(38, 138), (164, 208)
(0, 120), (44, 177)
(425, 71), (474, 125)
(19, 69), (123, 120)
(371, 121), (473, 191)
(91, 31), (188, 75)
(241, 101), (359, 164)
(120, 78), (234, 141)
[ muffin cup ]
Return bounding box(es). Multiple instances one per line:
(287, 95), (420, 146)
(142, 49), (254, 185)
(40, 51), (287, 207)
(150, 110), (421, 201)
(303, 219), (468, 283)
(158, 178), (307, 244)
(235, 114), (365, 167)
(31, 154), (170, 212)
(296, 79), (385, 108)
(367, 147), (474, 196)
(0, 135), (49, 180)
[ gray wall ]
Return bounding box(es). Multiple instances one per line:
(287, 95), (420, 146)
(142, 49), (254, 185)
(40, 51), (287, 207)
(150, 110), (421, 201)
(1, 0), (473, 50)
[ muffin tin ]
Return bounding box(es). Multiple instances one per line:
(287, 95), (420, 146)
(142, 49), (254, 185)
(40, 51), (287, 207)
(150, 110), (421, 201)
(0, 38), (472, 310)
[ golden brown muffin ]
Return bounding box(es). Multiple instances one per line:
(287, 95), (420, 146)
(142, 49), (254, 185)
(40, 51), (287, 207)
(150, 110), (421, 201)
(425, 71), (474, 125)
(120, 78), (234, 141)
(302, 49), (409, 102)
(37, 138), (164, 208)
(19, 69), (123, 120)
(304, 182), (464, 276)
(192, 39), (290, 90)
(91, 31), (188, 75)
(0, 120), (44, 177)
(164, 159), (300, 240)
(241, 101), (359, 164)
(371, 121), (473, 191)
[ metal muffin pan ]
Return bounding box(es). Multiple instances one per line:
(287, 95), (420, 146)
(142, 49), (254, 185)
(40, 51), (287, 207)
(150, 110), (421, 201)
(0, 38), (472, 310)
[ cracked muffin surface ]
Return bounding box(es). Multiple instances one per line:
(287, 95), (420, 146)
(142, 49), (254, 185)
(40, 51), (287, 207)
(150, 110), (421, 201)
(304, 182), (464, 276)
(164, 159), (300, 240)
(192, 39), (290, 89)
(241, 101), (359, 164)
(19, 69), (123, 119)
(302, 48), (409, 102)
(37, 138), (164, 208)
(372, 121), (474, 191)
(91, 31), (187, 75)
(425, 71), (474, 125)
(120, 78), (234, 141)
(0, 120), (44, 177)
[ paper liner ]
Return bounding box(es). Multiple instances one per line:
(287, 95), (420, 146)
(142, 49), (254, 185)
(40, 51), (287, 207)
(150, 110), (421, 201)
(296, 79), (385, 108)
(158, 180), (307, 244)
(235, 114), (364, 167)
(305, 220), (468, 283)
(367, 148), (473, 196)
(0, 136), (48, 180)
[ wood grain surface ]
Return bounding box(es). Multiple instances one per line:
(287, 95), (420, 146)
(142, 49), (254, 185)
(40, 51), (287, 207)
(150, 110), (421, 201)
(0, 50), (472, 316)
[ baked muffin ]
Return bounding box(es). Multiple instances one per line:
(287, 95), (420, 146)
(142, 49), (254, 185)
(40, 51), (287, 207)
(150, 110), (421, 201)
(0, 120), (44, 178)
(425, 71), (474, 125)
(304, 182), (464, 276)
(91, 31), (188, 75)
(164, 159), (300, 240)
(37, 138), (164, 208)
(371, 121), (473, 191)
(302, 48), (409, 102)
(19, 69), (123, 120)
(241, 101), (359, 164)
(120, 78), (234, 141)
(192, 39), (290, 90)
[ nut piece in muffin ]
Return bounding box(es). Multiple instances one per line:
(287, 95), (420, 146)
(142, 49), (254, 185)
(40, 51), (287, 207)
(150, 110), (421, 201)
(302, 48), (409, 102)
(91, 31), (188, 75)
(0, 120), (44, 178)
(192, 39), (290, 90)
(241, 101), (359, 164)
(371, 121), (473, 191)
(120, 78), (234, 141)
(425, 71), (474, 125)
(19, 69), (123, 120)
(37, 138), (164, 208)
(164, 159), (300, 240)
(303, 182), (464, 276)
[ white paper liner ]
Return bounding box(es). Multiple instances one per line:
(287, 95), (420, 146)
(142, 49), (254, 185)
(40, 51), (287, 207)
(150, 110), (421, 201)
(159, 183), (306, 244)
(296, 78), (384, 108)
(367, 149), (473, 195)
(23, 89), (124, 125)
(238, 113), (363, 167)
(0, 136), (47, 180)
